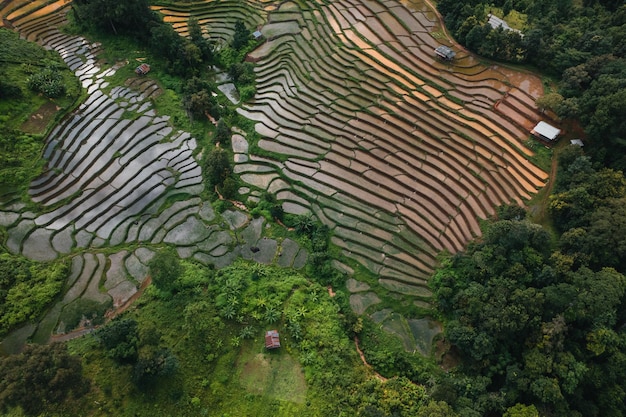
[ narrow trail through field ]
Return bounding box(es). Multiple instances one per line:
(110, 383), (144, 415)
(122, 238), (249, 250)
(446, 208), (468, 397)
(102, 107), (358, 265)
(354, 336), (388, 382)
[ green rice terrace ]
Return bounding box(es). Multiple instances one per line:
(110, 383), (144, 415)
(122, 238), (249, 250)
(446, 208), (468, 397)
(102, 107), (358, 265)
(0, 0), (552, 411)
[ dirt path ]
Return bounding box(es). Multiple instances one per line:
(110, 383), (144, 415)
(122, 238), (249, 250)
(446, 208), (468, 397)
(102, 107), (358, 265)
(49, 276), (152, 344)
(354, 336), (388, 382)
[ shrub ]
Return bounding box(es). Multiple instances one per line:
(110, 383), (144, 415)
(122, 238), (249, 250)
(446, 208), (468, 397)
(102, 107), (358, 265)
(27, 67), (66, 98)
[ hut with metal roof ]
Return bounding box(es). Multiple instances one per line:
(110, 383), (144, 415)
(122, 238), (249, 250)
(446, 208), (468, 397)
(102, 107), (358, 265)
(531, 121), (561, 142)
(435, 45), (456, 61)
(265, 330), (280, 349)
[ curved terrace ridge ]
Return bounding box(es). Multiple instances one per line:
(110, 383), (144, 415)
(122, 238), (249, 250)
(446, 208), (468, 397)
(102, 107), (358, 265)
(234, 0), (548, 295)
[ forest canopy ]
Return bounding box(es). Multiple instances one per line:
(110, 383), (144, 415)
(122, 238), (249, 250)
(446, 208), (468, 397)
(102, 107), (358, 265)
(437, 0), (626, 168)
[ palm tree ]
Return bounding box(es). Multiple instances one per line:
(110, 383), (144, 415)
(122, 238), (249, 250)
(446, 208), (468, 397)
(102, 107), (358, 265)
(222, 305), (236, 320)
(264, 307), (280, 323)
(294, 212), (316, 235)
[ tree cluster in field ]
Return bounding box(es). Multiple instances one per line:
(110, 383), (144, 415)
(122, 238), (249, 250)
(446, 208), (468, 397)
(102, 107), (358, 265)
(0, 28), (74, 100)
(431, 150), (626, 416)
(555, 56), (626, 169)
(0, 343), (90, 416)
(26, 67), (66, 98)
(0, 252), (67, 337)
(438, 0), (624, 72)
(71, 0), (258, 98)
(95, 317), (178, 387)
(69, 0), (267, 204)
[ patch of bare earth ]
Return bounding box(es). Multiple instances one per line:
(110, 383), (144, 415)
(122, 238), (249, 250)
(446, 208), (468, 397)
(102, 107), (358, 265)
(21, 101), (61, 134)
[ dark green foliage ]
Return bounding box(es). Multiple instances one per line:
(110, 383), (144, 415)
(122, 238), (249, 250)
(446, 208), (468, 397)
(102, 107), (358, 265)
(550, 154), (626, 272)
(221, 177), (238, 200)
(497, 203), (527, 220)
(0, 131), (43, 189)
(133, 347), (179, 386)
(231, 20), (250, 51)
(0, 343), (89, 416)
(228, 62), (255, 84)
(228, 62), (256, 102)
(72, 0), (157, 37)
(27, 66), (66, 98)
(289, 216), (345, 287)
(149, 23), (184, 63)
(182, 76), (219, 120)
(432, 216), (626, 416)
(250, 192), (284, 221)
(148, 248), (183, 294)
(96, 318), (139, 363)
(0, 253), (67, 336)
(204, 147), (232, 191)
(437, 0), (626, 72)
(188, 17), (213, 63)
(416, 400), (460, 417)
(0, 78), (22, 99)
(214, 118), (231, 145)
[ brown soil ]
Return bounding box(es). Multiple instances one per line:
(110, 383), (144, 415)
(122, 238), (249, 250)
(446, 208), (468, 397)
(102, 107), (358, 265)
(354, 335), (388, 382)
(21, 101), (61, 134)
(435, 339), (461, 371)
(105, 275), (152, 321)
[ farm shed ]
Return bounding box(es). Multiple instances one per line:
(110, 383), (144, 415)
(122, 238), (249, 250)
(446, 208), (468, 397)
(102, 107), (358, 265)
(487, 14), (522, 35)
(531, 121), (561, 142)
(252, 30), (263, 40)
(435, 45), (456, 61)
(265, 330), (280, 349)
(135, 63), (150, 75)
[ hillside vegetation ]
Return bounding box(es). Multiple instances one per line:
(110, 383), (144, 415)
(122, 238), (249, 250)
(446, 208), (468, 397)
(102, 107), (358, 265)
(0, 0), (625, 416)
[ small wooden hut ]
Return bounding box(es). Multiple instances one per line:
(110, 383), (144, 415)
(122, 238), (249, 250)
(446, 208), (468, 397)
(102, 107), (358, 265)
(135, 63), (150, 75)
(265, 330), (280, 349)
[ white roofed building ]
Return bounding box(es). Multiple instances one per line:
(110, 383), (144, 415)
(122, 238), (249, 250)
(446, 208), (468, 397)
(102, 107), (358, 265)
(531, 121), (561, 142)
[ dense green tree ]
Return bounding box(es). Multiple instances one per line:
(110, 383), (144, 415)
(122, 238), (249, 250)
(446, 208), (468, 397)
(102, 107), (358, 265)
(231, 20), (250, 51)
(0, 253), (67, 336)
(0, 343), (89, 416)
(133, 347), (178, 386)
(416, 400), (459, 417)
(96, 318), (139, 363)
(188, 17), (213, 62)
(72, 0), (156, 37)
(204, 147), (232, 191)
(214, 118), (231, 144)
(433, 209), (626, 416)
(149, 23), (184, 64)
(148, 249), (182, 294)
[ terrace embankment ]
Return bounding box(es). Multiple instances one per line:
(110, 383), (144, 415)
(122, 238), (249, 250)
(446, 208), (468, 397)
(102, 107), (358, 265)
(233, 0), (548, 301)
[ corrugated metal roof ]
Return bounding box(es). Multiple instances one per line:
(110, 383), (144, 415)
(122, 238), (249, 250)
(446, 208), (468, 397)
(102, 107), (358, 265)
(532, 121), (560, 141)
(435, 45), (455, 60)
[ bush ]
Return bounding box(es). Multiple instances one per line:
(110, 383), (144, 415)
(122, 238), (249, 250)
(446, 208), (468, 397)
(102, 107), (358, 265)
(0, 79), (22, 99)
(96, 318), (139, 363)
(27, 67), (66, 98)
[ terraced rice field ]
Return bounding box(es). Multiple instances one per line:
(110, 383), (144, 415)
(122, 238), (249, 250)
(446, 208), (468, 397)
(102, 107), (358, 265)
(157, 0), (548, 301)
(1, 0), (549, 353)
(0, 0), (305, 348)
